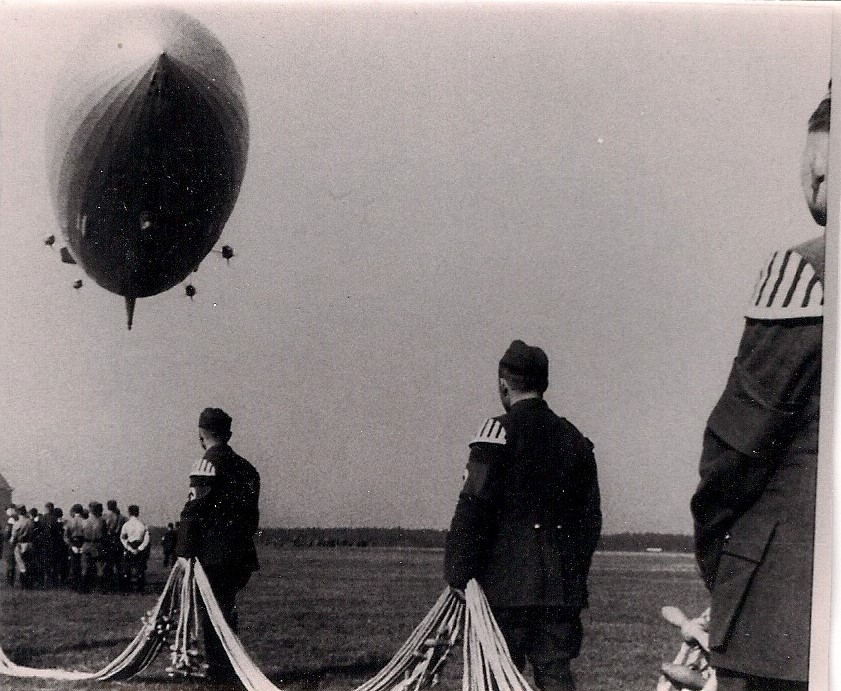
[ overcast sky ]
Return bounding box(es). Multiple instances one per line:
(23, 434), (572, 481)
(0, 1), (832, 533)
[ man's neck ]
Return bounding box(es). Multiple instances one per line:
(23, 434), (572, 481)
(508, 391), (542, 407)
(204, 439), (225, 453)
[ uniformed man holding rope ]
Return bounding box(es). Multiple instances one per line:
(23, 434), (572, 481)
(445, 341), (602, 691)
(176, 408), (261, 682)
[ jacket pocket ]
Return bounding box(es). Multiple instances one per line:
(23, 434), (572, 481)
(709, 518), (778, 651)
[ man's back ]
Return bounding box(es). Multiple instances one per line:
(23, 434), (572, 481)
(446, 397), (601, 608)
(181, 443), (260, 568)
(482, 399), (601, 607)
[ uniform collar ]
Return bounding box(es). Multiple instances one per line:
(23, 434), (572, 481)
(509, 397), (548, 413)
(204, 442), (231, 461)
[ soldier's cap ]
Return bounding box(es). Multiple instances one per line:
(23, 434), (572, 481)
(199, 407), (232, 436)
(499, 340), (549, 386)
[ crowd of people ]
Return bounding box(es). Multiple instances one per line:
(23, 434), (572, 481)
(2, 500), (178, 594)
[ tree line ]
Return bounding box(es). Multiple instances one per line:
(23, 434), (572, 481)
(245, 528), (693, 553)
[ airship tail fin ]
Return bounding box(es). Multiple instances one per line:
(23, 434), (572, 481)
(125, 296), (136, 330)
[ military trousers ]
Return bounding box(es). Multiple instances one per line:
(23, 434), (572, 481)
(5, 542), (16, 586)
(492, 606), (583, 691)
(200, 563), (253, 678)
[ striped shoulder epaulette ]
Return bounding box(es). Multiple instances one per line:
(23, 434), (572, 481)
(470, 417), (507, 445)
(190, 457), (217, 477)
(746, 248), (823, 320)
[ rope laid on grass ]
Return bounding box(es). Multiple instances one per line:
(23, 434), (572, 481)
(0, 558), (535, 691)
(0, 558), (184, 680)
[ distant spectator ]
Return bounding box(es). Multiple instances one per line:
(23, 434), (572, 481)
(64, 504), (86, 590)
(120, 505), (150, 593)
(10, 505), (35, 589)
(53, 507), (69, 586)
(81, 502), (106, 593)
(103, 500), (128, 592)
(5, 506), (17, 586)
(28, 507), (43, 587)
(40, 503), (62, 588)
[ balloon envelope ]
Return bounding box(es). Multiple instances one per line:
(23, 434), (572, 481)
(48, 9), (248, 312)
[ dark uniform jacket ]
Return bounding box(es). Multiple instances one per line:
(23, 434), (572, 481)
(691, 235), (823, 682)
(444, 397), (602, 608)
(176, 443), (261, 572)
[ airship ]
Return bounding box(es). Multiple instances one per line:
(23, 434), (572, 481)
(47, 9), (249, 329)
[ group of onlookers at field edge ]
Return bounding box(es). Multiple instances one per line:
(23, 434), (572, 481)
(3, 500), (178, 594)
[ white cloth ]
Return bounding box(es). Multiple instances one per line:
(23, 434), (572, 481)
(120, 517), (149, 554)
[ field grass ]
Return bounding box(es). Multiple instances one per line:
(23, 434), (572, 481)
(0, 547), (707, 691)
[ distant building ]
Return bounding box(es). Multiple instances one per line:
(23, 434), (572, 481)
(0, 472), (12, 510)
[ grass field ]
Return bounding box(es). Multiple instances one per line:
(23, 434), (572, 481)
(0, 546), (708, 691)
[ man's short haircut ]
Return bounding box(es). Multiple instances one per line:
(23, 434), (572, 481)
(45, 502), (54, 512)
(128, 505), (140, 517)
(107, 499), (118, 511)
(90, 502), (103, 517)
(499, 364), (549, 394)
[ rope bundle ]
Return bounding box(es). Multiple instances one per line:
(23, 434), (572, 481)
(0, 559), (537, 691)
(462, 581), (534, 691)
(0, 559), (184, 681)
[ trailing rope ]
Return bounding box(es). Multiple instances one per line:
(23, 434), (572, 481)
(0, 559), (536, 691)
(0, 558), (184, 680)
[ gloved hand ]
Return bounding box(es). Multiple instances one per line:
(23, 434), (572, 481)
(449, 586), (466, 602)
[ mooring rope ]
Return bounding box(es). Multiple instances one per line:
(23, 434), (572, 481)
(0, 558), (184, 680)
(0, 558), (536, 691)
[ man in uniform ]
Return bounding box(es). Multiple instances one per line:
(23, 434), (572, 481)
(444, 341), (602, 691)
(40, 503), (61, 588)
(5, 505), (18, 587)
(690, 85), (829, 691)
(64, 504), (86, 591)
(176, 407), (260, 681)
(104, 500), (128, 592)
(80, 501), (106, 593)
(10, 505), (34, 589)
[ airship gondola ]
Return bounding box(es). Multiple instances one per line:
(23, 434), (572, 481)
(47, 9), (249, 329)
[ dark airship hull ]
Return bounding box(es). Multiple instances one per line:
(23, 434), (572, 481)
(49, 10), (248, 303)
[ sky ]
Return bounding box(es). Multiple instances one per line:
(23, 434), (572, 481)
(0, 1), (833, 533)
